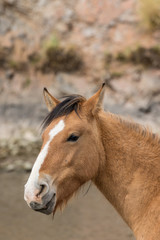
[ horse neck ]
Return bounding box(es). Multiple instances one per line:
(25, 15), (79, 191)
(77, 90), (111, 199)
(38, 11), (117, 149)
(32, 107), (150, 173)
(94, 110), (160, 236)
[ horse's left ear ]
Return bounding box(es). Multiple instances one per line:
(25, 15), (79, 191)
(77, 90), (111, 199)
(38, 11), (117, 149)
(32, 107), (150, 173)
(43, 88), (60, 112)
(84, 83), (105, 115)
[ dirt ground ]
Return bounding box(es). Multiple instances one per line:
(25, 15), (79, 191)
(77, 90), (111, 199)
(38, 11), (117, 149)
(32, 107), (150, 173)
(0, 172), (135, 240)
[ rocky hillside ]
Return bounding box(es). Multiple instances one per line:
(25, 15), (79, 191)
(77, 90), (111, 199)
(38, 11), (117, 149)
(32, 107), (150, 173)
(1, 0), (160, 171)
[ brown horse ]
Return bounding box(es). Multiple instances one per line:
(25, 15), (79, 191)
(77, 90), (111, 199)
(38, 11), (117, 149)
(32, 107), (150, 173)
(24, 84), (160, 240)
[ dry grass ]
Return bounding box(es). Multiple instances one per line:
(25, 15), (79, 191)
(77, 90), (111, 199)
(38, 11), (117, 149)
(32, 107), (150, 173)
(138, 0), (160, 31)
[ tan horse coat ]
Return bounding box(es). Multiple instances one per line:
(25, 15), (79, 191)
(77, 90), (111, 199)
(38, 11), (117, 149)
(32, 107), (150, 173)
(24, 85), (160, 240)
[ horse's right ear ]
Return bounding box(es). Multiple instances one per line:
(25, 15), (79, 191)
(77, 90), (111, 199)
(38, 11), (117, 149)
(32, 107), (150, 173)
(43, 88), (60, 112)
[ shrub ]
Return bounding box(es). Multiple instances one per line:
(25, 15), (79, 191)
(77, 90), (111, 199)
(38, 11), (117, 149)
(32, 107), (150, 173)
(115, 45), (160, 68)
(42, 46), (83, 73)
(138, 0), (160, 30)
(105, 45), (160, 68)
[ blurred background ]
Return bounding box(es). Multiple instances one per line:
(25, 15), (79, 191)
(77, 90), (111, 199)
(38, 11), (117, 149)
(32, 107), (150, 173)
(0, 0), (160, 239)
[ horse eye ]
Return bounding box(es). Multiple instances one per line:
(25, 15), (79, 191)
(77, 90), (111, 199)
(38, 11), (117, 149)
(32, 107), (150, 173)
(67, 134), (79, 142)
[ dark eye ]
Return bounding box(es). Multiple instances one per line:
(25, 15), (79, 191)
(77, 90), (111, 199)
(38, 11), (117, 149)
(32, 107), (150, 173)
(67, 134), (79, 142)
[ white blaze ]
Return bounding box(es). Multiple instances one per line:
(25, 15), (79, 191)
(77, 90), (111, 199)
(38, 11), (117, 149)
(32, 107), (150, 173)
(24, 120), (65, 201)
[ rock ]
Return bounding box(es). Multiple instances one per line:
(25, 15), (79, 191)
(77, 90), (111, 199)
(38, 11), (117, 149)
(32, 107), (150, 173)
(5, 69), (14, 80)
(37, 0), (47, 7)
(23, 130), (38, 142)
(63, 8), (75, 24)
(10, 145), (19, 156)
(6, 163), (15, 172)
(0, 16), (11, 35)
(139, 71), (160, 97)
(4, 0), (17, 5)
(113, 30), (123, 43)
(0, 3), (4, 14)
(56, 73), (77, 95)
(23, 161), (32, 172)
(76, 0), (135, 25)
(82, 27), (96, 38)
(108, 20), (117, 28)
(55, 23), (68, 34)
(111, 74), (140, 108)
(118, 9), (137, 24)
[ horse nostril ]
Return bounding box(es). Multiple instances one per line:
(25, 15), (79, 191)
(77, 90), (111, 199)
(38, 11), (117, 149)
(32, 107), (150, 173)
(38, 184), (45, 196)
(37, 182), (49, 197)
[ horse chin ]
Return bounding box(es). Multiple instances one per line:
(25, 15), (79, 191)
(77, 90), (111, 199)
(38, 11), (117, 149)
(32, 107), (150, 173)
(36, 194), (56, 215)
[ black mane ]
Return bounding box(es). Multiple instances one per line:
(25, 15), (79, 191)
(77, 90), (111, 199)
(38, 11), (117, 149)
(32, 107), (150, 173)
(42, 94), (86, 130)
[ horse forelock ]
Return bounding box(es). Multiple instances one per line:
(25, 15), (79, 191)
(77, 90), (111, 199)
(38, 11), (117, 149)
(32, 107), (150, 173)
(41, 94), (86, 131)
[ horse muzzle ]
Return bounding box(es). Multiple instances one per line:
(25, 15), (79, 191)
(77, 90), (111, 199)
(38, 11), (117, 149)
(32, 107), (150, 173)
(30, 193), (56, 215)
(24, 176), (56, 215)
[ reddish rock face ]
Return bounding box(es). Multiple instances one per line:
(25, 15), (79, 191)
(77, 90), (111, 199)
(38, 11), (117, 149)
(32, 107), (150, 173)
(76, 0), (135, 24)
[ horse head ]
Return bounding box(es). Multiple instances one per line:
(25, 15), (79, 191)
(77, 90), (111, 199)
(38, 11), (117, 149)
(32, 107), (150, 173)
(24, 84), (105, 215)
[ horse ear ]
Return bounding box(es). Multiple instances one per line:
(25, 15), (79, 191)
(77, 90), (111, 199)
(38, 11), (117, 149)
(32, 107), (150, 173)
(43, 88), (60, 112)
(84, 83), (105, 115)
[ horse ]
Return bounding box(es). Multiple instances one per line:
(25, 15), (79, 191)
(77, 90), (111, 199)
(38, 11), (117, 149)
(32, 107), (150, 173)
(24, 84), (160, 240)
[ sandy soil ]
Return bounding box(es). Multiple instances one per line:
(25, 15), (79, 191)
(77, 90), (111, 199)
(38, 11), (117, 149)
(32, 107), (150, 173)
(0, 172), (135, 240)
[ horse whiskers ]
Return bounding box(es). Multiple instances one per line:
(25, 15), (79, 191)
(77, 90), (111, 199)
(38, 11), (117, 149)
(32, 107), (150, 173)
(83, 181), (92, 197)
(54, 182), (89, 214)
